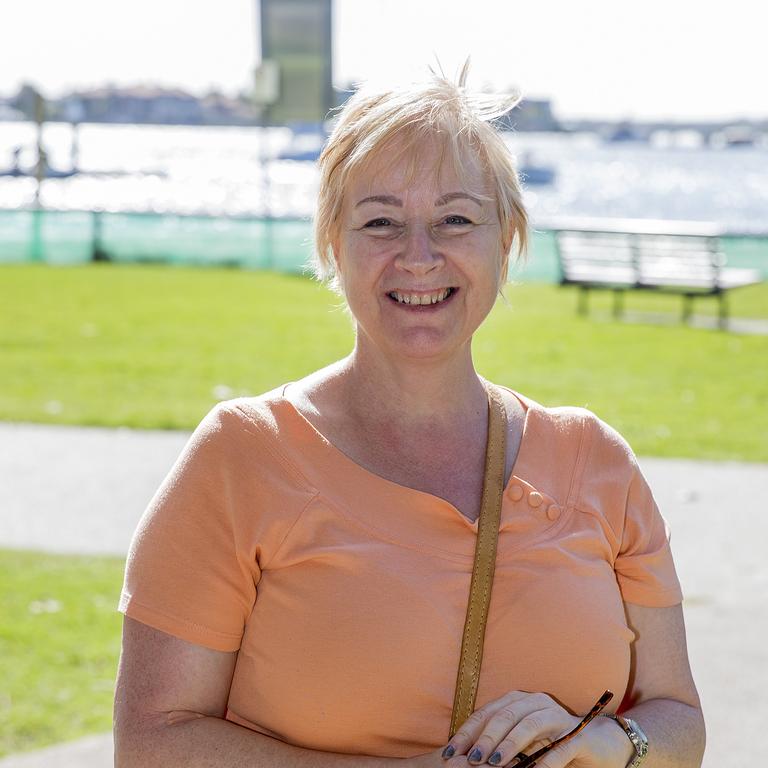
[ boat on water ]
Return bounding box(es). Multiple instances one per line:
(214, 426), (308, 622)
(518, 152), (556, 186)
(520, 162), (556, 185)
(275, 123), (327, 162)
(0, 164), (77, 179)
(603, 122), (648, 143)
(0, 142), (166, 179)
(0, 164), (166, 179)
(274, 128), (558, 187)
(711, 126), (761, 148)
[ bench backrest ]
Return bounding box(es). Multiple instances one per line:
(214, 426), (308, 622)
(555, 230), (724, 288)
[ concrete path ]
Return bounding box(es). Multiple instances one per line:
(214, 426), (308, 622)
(0, 735), (113, 768)
(1, 422), (767, 767)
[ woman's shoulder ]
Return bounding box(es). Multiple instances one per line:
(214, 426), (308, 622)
(215, 384), (290, 432)
(176, 388), (321, 508)
(201, 376), (319, 427)
(505, 387), (639, 469)
(188, 384), (307, 468)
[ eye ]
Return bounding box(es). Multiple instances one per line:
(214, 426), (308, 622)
(363, 218), (392, 228)
(443, 215), (472, 226)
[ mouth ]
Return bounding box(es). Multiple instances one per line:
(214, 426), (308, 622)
(386, 287), (458, 308)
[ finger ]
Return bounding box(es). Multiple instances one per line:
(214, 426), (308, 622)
(446, 757), (478, 768)
(534, 739), (579, 768)
(472, 709), (577, 766)
(536, 720), (627, 768)
(465, 706), (548, 764)
(446, 691), (533, 756)
(499, 746), (547, 767)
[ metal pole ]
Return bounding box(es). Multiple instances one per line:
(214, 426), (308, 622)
(30, 91), (46, 262)
(261, 129), (274, 269)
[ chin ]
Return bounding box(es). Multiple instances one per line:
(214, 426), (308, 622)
(385, 328), (467, 362)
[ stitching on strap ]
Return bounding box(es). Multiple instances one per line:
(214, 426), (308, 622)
(450, 383), (506, 737)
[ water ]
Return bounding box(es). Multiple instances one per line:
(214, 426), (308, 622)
(2, 121), (768, 234)
(505, 133), (768, 233)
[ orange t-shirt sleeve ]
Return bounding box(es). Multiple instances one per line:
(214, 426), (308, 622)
(614, 455), (682, 606)
(584, 414), (683, 607)
(119, 403), (262, 652)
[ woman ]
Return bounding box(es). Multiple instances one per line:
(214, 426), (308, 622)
(114, 70), (705, 768)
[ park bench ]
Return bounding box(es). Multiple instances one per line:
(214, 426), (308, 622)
(553, 219), (763, 329)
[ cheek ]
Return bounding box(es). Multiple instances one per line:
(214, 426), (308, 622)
(339, 233), (398, 275)
(337, 236), (388, 306)
(449, 232), (504, 282)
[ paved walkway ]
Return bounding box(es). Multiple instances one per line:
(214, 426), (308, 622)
(1, 422), (767, 767)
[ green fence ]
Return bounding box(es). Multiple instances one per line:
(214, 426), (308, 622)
(1, 209), (767, 282)
(0, 210), (312, 273)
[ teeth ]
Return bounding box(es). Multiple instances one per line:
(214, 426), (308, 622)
(390, 289), (452, 305)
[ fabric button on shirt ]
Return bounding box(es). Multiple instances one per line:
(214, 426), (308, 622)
(527, 490), (544, 508)
(547, 504), (561, 521)
(508, 484), (524, 501)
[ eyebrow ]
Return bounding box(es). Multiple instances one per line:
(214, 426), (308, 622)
(436, 192), (483, 207)
(355, 194), (402, 208)
(354, 192), (484, 208)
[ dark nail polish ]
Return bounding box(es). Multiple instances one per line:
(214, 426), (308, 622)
(469, 747), (483, 762)
(488, 752), (502, 765)
(441, 744), (455, 759)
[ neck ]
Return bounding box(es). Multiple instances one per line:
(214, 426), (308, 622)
(338, 334), (488, 430)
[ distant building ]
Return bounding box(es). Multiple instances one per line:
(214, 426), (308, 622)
(52, 86), (258, 126)
(62, 86), (203, 124)
(495, 97), (560, 132)
(255, 0), (334, 125)
(10, 83), (47, 121)
(0, 101), (24, 121)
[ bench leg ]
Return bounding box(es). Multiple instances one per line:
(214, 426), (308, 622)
(578, 287), (589, 316)
(718, 293), (728, 331)
(682, 294), (693, 324)
(612, 290), (625, 319)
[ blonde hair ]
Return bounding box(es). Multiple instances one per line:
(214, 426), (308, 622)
(312, 63), (528, 291)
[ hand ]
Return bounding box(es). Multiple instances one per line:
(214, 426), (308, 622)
(438, 691), (634, 767)
(395, 746), (488, 768)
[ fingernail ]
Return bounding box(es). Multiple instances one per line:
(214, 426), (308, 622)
(488, 752), (502, 765)
(469, 747), (483, 762)
(441, 744), (455, 759)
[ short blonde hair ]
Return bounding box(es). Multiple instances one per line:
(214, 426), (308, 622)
(312, 64), (528, 291)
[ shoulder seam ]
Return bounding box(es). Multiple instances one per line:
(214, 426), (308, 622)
(228, 401), (316, 491)
(259, 489), (321, 570)
(565, 409), (592, 513)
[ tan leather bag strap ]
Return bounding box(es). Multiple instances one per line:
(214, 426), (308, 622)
(449, 383), (507, 738)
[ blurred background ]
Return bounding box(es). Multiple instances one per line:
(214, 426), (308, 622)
(0, 1), (766, 766)
(2, 0), (768, 268)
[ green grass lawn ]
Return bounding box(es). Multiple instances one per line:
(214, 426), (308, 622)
(1, 263), (767, 460)
(0, 264), (766, 756)
(0, 549), (125, 757)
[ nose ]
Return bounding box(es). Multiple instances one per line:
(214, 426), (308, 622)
(394, 224), (444, 275)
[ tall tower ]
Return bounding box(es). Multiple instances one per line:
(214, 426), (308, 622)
(255, 0), (333, 126)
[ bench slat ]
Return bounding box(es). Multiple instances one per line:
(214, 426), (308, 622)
(555, 227), (762, 293)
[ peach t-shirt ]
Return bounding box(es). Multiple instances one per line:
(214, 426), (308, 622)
(119, 386), (682, 758)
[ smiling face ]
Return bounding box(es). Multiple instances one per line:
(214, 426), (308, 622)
(334, 136), (508, 364)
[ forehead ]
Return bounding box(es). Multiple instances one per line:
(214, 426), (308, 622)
(346, 135), (491, 202)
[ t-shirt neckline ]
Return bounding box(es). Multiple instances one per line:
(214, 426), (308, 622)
(277, 382), (535, 531)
